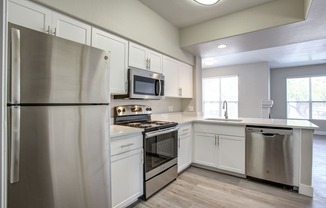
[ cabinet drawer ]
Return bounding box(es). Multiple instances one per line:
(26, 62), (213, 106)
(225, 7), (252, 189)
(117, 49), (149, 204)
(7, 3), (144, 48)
(178, 124), (192, 137)
(111, 134), (143, 156)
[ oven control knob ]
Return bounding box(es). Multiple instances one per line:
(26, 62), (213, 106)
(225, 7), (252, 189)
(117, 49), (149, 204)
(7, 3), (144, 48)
(146, 107), (152, 111)
(122, 108), (126, 112)
(117, 109), (121, 113)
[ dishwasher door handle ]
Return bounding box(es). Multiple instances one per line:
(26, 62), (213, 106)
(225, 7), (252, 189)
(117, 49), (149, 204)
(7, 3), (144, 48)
(261, 133), (277, 137)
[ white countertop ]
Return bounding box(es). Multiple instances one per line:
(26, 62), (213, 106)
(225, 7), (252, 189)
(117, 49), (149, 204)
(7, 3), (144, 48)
(110, 113), (318, 137)
(152, 113), (319, 130)
(110, 125), (143, 138)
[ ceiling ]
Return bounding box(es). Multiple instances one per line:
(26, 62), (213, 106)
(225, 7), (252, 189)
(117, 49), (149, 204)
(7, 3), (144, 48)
(139, 0), (326, 69)
(138, 0), (274, 28)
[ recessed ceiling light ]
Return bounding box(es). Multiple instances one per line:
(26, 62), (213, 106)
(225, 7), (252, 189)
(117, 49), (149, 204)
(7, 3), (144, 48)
(194, 0), (220, 6)
(217, 44), (227, 49)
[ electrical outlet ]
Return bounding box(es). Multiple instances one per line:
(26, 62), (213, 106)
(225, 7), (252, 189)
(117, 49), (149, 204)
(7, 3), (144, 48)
(168, 106), (174, 112)
(188, 106), (194, 112)
(171, 106), (173, 111)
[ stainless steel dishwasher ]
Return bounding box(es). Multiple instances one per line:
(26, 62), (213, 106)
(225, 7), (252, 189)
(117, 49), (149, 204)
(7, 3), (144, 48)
(246, 126), (295, 187)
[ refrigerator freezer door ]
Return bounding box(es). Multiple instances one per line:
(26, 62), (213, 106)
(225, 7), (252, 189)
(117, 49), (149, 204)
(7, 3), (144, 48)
(8, 23), (110, 104)
(8, 105), (111, 208)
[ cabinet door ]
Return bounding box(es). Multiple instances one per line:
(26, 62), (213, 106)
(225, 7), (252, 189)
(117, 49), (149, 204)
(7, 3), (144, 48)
(111, 148), (143, 208)
(193, 132), (217, 167)
(92, 28), (128, 94)
(178, 63), (193, 98)
(163, 57), (179, 97)
(129, 42), (147, 69)
(178, 134), (192, 173)
(147, 50), (163, 73)
(217, 135), (245, 174)
(8, 0), (51, 33)
(52, 12), (91, 45)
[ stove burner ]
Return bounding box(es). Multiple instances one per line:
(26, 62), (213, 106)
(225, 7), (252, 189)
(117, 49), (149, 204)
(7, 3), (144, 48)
(154, 121), (173, 125)
(139, 124), (152, 128)
(127, 122), (142, 127)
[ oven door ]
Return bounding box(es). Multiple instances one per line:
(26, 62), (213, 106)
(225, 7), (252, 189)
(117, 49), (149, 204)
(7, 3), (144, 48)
(144, 128), (178, 180)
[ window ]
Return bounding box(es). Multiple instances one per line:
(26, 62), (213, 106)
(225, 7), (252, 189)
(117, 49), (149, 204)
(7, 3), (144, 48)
(287, 76), (326, 120)
(202, 76), (238, 117)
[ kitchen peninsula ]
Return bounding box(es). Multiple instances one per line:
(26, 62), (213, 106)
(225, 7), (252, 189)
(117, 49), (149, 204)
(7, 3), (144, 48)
(116, 113), (318, 197)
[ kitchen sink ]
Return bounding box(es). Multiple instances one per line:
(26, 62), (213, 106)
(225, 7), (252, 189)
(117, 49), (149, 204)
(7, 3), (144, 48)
(204, 118), (242, 122)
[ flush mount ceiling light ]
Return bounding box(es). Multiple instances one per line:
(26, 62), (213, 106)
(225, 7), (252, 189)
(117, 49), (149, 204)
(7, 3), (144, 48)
(217, 44), (227, 49)
(194, 0), (220, 6)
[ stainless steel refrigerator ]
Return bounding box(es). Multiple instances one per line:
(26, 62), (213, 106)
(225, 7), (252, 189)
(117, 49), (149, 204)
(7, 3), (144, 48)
(7, 23), (111, 208)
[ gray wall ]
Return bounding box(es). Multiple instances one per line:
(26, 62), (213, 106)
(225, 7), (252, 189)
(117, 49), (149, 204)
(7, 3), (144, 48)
(270, 64), (326, 133)
(202, 62), (270, 118)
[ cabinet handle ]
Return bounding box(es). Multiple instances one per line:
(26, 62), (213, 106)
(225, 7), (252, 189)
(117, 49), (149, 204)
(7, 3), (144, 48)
(53, 28), (57, 36)
(179, 88), (182, 96)
(145, 58), (149, 69)
(141, 149), (144, 164)
(125, 81), (128, 93)
(214, 135), (217, 146)
(120, 143), (134, 148)
(46, 26), (50, 34)
(217, 136), (220, 146)
(149, 58), (151, 69)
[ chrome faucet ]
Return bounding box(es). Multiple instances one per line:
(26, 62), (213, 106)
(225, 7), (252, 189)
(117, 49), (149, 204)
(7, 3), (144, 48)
(222, 100), (228, 119)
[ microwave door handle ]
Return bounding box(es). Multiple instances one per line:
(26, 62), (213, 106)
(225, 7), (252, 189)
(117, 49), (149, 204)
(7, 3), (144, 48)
(159, 80), (162, 96)
(155, 80), (160, 96)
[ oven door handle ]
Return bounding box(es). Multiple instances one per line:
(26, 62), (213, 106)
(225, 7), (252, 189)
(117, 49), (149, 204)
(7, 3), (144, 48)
(145, 127), (179, 138)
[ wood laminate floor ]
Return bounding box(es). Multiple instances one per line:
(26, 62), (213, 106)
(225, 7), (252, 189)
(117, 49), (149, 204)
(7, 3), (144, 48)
(133, 135), (326, 208)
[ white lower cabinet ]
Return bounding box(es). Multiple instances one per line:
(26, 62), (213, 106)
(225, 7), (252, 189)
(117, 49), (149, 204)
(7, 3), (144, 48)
(193, 132), (217, 167)
(193, 123), (245, 175)
(217, 135), (245, 174)
(111, 134), (143, 208)
(178, 124), (192, 173)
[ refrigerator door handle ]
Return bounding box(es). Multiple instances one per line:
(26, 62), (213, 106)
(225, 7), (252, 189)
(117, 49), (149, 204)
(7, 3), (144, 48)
(10, 106), (21, 183)
(11, 28), (21, 104)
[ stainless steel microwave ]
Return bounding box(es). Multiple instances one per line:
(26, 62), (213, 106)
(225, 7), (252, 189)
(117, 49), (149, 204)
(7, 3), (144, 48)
(115, 67), (165, 99)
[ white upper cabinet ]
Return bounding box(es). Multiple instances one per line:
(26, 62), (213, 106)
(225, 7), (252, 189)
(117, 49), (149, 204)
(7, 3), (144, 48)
(163, 56), (193, 98)
(129, 42), (163, 73)
(178, 62), (193, 98)
(92, 28), (128, 94)
(163, 57), (179, 97)
(8, 0), (51, 33)
(52, 12), (91, 45)
(8, 0), (91, 45)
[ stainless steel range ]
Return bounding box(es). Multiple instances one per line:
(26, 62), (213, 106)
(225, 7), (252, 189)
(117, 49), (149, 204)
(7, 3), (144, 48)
(114, 105), (178, 199)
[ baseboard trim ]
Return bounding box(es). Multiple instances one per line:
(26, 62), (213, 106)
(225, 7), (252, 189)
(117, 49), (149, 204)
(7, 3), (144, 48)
(314, 131), (326, 136)
(299, 184), (313, 197)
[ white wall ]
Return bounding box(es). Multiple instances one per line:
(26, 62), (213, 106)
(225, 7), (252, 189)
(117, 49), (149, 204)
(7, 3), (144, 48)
(270, 64), (326, 133)
(202, 62), (270, 118)
(111, 97), (182, 117)
(32, 0), (194, 65)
